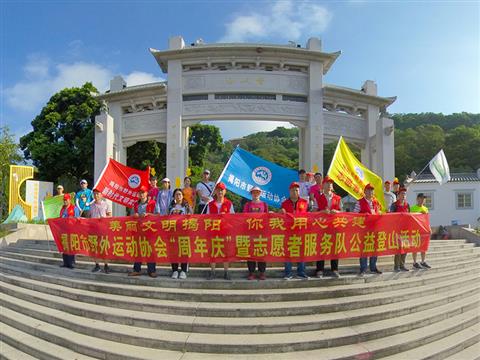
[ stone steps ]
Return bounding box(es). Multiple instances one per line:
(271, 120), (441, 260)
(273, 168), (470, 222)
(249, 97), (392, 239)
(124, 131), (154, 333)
(1, 269), (479, 334)
(0, 321), (95, 360)
(1, 288), (479, 353)
(1, 238), (478, 358)
(1, 245), (477, 278)
(380, 323), (480, 360)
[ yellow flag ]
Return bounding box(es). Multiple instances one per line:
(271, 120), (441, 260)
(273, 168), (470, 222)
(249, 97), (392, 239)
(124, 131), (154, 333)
(327, 137), (386, 212)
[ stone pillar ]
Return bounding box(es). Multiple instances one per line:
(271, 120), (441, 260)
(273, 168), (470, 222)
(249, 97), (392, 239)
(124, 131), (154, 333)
(303, 37), (324, 173)
(361, 80), (379, 170)
(94, 112), (114, 183)
(166, 36), (186, 188)
(375, 117), (395, 181)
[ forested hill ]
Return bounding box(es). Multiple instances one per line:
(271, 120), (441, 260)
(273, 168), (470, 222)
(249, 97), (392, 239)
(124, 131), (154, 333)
(207, 113), (480, 183)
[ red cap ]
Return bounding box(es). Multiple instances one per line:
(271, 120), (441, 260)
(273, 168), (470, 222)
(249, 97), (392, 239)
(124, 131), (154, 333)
(364, 183), (375, 191)
(139, 186), (148, 193)
(215, 182), (226, 191)
(93, 188), (100, 193)
(289, 182), (300, 189)
(398, 187), (407, 193)
(384, 180), (391, 185)
(322, 176), (334, 185)
(63, 193), (71, 200)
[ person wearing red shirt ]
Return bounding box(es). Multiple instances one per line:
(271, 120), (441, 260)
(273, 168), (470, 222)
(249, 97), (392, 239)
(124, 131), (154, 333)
(354, 183), (382, 276)
(243, 186), (269, 280)
(308, 172), (323, 211)
(59, 193), (76, 269)
(129, 186), (158, 278)
(148, 175), (159, 202)
(314, 176), (343, 278)
(281, 182), (309, 279)
(207, 182), (234, 280)
(390, 187), (410, 272)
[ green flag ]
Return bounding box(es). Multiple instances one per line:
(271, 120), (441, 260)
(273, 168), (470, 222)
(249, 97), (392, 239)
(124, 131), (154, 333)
(42, 193), (74, 220)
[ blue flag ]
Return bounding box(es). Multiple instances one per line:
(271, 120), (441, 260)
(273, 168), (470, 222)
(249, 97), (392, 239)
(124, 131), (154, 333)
(218, 147), (298, 208)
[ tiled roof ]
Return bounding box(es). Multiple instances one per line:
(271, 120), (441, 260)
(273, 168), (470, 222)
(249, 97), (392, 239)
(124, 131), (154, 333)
(413, 172), (480, 183)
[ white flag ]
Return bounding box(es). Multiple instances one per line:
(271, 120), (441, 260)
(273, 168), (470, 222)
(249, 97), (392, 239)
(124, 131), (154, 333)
(429, 150), (451, 185)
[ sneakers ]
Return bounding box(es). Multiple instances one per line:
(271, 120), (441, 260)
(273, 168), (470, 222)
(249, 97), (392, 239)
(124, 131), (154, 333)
(223, 271), (231, 280)
(297, 273), (309, 280)
(420, 261), (431, 269)
(393, 266), (400, 272)
(247, 273), (256, 281)
(103, 264), (110, 274)
(92, 264), (101, 273)
(399, 266), (409, 272)
(315, 270), (323, 278)
(258, 272), (266, 281)
(179, 271), (187, 279)
(331, 271), (340, 278)
(358, 271), (366, 277)
(128, 271), (142, 277)
(207, 270), (216, 280)
(148, 272), (158, 278)
(171, 271), (179, 279)
(283, 274), (293, 280)
(413, 262), (422, 270)
(371, 268), (383, 274)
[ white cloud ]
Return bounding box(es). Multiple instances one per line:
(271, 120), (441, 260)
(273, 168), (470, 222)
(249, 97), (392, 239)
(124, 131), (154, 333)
(4, 57), (164, 113)
(124, 71), (164, 86)
(220, 0), (332, 42)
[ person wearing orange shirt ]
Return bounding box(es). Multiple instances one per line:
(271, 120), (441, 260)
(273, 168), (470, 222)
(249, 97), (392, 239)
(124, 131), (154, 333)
(182, 176), (196, 213)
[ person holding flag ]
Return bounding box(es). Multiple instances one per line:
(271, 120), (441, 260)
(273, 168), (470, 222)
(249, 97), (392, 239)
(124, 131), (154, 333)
(129, 186), (157, 278)
(390, 187), (410, 272)
(354, 183), (382, 276)
(148, 175), (159, 202)
(314, 176), (342, 278)
(281, 182), (309, 280)
(196, 170), (215, 214)
(59, 193), (76, 269)
(206, 182), (234, 280)
(243, 186), (269, 280)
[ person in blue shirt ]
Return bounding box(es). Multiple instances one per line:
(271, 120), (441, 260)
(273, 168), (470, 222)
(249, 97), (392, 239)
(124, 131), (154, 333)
(75, 179), (94, 218)
(155, 178), (173, 215)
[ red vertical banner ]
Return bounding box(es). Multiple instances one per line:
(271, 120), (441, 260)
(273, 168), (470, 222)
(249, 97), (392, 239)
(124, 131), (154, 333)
(48, 213), (431, 263)
(93, 158), (150, 207)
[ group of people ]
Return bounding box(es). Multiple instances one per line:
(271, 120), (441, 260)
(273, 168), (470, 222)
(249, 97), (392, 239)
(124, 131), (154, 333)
(57, 169), (431, 280)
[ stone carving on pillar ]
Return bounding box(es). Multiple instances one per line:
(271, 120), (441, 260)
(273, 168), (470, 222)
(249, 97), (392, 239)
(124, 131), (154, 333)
(288, 76), (308, 91)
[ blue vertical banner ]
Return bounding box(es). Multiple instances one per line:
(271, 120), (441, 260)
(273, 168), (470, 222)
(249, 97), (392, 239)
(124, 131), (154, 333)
(218, 147), (298, 208)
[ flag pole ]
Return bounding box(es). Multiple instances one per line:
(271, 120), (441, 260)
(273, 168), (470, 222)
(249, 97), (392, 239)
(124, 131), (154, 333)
(405, 151), (438, 187)
(200, 145), (238, 215)
(326, 136), (343, 176)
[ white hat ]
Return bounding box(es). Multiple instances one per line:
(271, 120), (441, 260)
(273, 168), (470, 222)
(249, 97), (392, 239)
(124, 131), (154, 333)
(203, 169), (211, 174)
(250, 186), (262, 193)
(56, 185), (64, 189)
(80, 179), (87, 184)
(161, 177), (170, 182)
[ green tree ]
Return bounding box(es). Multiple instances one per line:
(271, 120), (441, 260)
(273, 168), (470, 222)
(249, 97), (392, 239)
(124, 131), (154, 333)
(188, 124), (223, 169)
(127, 141), (166, 176)
(445, 125), (480, 171)
(0, 126), (23, 220)
(19, 83), (101, 189)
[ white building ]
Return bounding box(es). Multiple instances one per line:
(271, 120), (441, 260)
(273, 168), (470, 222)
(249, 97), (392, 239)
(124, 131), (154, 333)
(407, 170), (480, 227)
(95, 36), (397, 215)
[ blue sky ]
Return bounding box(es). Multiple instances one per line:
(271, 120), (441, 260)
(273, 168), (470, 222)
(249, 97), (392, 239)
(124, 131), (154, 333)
(1, 0), (479, 141)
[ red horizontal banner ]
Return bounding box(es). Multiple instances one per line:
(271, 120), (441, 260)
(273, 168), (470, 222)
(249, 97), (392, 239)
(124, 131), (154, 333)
(48, 213), (431, 263)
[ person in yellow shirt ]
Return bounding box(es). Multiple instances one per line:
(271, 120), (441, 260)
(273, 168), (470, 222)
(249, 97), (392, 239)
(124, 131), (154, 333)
(410, 193), (431, 269)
